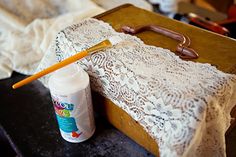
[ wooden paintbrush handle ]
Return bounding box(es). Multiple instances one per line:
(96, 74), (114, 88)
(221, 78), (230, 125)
(12, 50), (88, 89)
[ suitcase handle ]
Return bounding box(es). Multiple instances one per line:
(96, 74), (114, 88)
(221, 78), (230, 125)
(121, 25), (199, 59)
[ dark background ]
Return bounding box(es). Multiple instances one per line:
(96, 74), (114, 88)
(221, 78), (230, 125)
(0, 72), (235, 157)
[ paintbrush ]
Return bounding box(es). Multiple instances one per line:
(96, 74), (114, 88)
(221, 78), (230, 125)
(12, 36), (122, 89)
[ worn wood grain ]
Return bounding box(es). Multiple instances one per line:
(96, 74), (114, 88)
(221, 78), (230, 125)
(93, 4), (236, 156)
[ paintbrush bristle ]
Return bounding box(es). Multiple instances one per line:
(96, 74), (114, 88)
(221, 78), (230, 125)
(108, 36), (123, 46)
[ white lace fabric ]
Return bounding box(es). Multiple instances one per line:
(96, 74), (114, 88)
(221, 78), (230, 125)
(36, 18), (236, 157)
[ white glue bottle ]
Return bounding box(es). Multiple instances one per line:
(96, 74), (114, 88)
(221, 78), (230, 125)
(48, 63), (95, 143)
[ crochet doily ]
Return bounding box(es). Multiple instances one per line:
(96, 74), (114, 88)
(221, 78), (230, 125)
(36, 18), (236, 157)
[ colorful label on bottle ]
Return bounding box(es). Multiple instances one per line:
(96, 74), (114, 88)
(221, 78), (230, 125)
(52, 96), (83, 140)
(56, 114), (78, 133)
(50, 85), (95, 143)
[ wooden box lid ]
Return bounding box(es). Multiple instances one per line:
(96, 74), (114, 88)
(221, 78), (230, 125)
(93, 4), (236, 156)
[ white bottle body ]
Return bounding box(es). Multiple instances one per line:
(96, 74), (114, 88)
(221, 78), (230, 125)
(48, 64), (95, 143)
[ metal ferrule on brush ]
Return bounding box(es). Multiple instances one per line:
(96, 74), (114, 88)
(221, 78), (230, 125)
(12, 36), (122, 89)
(87, 36), (122, 55)
(86, 39), (112, 55)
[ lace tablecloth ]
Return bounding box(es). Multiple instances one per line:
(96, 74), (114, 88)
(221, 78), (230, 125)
(36, 18), (236, 157)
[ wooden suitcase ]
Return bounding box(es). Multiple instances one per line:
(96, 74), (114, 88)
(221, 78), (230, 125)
(92, 4), (236, 156)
